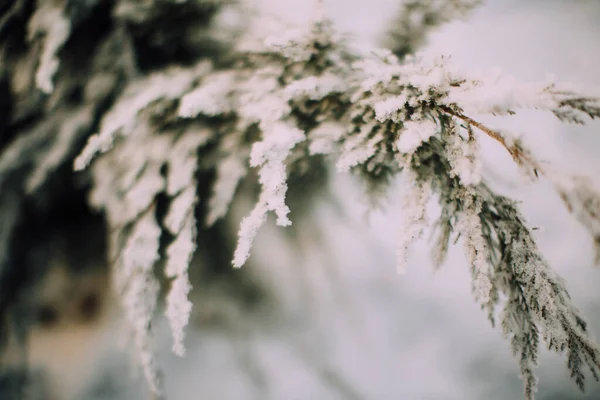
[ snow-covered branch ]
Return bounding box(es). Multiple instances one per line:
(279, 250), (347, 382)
(72, 11), (600, 397)
(3, 1), (599, 399)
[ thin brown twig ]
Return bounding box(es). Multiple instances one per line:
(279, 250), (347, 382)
(440, 105), (545, 176)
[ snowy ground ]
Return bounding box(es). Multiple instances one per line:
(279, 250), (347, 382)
(88, 1), (600, 399)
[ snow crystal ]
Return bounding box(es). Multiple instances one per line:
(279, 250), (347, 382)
(117, 207), (162, 394)
(336, 125), (382, 173)
(123, 163), (166, 224)
(206, 154), (247, 226)
(177, 71), (235, 117)
(232, 202), (269, 269)
(166, 129), (211, 196)
(285, 75), (345, 101)
(445, 74), (557, 115)
(164, 186), (197, 235)
(456, 195), (492, 303)
(236, 69), (290, 128)
(75, 62), (210, 170)
(396, 119), (438, 154)
(353, 50), (400, 91)
(250, 123), (305, 226)
(445, 124), (482, 186)
(233, 123), (305, 268)
(90, 152), (165, 229)
(396, 175), (431, 274)
(373, 94), (409, 123)
(28, 4), (71, 93)
(164, 211), (197, 356)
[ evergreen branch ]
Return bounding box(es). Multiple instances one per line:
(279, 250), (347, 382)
(2, 1), (600, 399)
(440, 105), (542, 174)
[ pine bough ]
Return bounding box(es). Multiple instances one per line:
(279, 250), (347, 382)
(13, 0), (600, 398)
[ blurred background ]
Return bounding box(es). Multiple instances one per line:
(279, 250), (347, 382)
(2, 0), (600, 399)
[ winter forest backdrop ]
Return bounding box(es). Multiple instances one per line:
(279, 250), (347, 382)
(1, 0), (600, 399)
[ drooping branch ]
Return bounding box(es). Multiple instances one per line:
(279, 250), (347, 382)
(1, 2), (600, 399)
